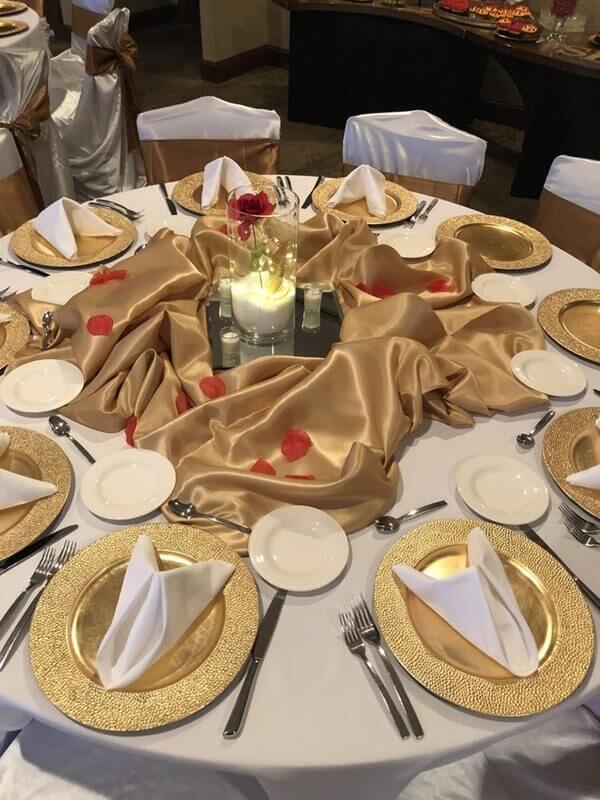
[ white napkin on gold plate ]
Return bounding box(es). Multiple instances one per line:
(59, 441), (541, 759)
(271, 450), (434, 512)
(567, 415), (600, 490)
(0, 433), (57, 511)
(33, 198), (120, 260)
(201, 156), (248, 209)
(393, 528), (538, 677)
(96, 535), (235, 690)
(327, 164), (387, 218)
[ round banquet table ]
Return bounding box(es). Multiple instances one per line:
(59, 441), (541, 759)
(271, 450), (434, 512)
(0, 177), (599, 800)
(0, 7), (44, 52)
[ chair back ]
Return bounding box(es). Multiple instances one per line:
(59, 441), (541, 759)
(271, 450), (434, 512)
(71, 0), (114, 60)
(0, 129), (39, 235)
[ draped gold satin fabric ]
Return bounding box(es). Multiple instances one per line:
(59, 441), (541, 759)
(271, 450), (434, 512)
(11, 215), (547, 554)
(140, 138), (279, 185)
(86, 34), (140, 154)
(343, 162), (475, 204)
(71, 4), (104, 39)
(0, 166), (39, 236)
(533, 189), (600, 269)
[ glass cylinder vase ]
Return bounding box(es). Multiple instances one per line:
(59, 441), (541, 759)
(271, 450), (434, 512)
(545, 0), (578, 40)
(227, 184), (299, 345)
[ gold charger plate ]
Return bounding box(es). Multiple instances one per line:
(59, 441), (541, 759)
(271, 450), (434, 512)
(312, 178), (418, 226)
(11, 207), (136, 269)
(0, 426), (72, 561)
(436, 214), (552, 271)
(537, 288), (600, 365)
(172, 171), (272, 216)
(0, 303), (29, 369)
(29, 523), (260, 732)
(374, 519), (594, 717)
(542, 408), (600, 520)
(0, 1), (27, 15)
(0, 18), (26, 34)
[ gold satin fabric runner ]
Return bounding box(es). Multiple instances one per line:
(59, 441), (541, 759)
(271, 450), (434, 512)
(343, 162), (475, 204)
(534, 189), (600, 269)
(71, 4), (104, 39)
(0, 166), (39, 236)
(140, 138), (279, 184)
(11, 215), (546, 554)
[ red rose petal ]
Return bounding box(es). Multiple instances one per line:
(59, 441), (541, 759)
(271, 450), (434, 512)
(250, 458), (276, 475)
(356, 282), (372, 295)
(89, 268), (128, 286)
(372, 279), (396, 299)
(175, 390), (193, 415)
(86, 314), (114, 336)
(124, 416), (137, 447)
(426, 278), (456, 294)
(217, 223), (228, 235)
(284, 474), (315, 480)
(199, 375), (227, 399)
(281, 428), (313, 462)
(237, 221), (252, 241)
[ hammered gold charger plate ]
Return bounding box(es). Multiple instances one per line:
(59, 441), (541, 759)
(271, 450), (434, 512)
(172, 171), (272, 216)
(0, 1), (27, 15)
(374, 519), (593, 717)
(0, 303), (29, 369)
(29, 523), (260, 732)
(543, 408), (600, 520)
(11, 208), (136, 269)
(0, 18), (26, 34)
(537, 289), (600, 365)
(312, 179), (418, 226)
(0, 426), (71, 561)
(436, 214), (552, 271)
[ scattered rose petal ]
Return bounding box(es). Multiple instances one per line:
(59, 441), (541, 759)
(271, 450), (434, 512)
(199, 375), (227, 399)
(89, 268), (128, 286)
(217, 223), (227, 235)
(86, 314), (114, 336)
(175, 390), (193, 415)
(356, 282), (371, 294)
(284, 474), (315, 480)
(371, 279), (396, 299)
(250, 458), (276, 475)
(427, 278), (456, 293)
(124, 416), (137, 446)
(281, 428), (313, 462)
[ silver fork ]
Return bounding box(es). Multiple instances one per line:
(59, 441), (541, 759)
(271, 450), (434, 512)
(89, 198), (144, 220)
(563, 519), (600, 548)
(275, 176), (289, 207)
(338, 610), (409, 739)
(0, 287), (15, 301)
(0, 547), (56, 639)
(559, 503), (600, 536)
(352, 594), (424, 739)
(0, 541), (76, 670)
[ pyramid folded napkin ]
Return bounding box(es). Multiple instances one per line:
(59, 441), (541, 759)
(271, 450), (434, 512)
(33, 198), (120, 260)
(201, 156), (248, 209)
(0, 433), (57, 511)
(567, 415), (600, 490)
(327, 164), (387, 218)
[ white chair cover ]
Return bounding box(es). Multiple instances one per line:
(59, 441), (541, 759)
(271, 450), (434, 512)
(49, 48), (85, 139)
(544, 155), (600, 214)
(63, 8), (144, 200)
(0, 48), (74, 205)
(70, 0), (114, 60)
(343, 110), (486, 189)
(0, 128), (22, 181)
(0, 129), (39, 234)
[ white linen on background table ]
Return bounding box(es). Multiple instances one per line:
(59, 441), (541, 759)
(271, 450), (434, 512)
(0, 8), (44, 53)
(0, 177), (598, 800)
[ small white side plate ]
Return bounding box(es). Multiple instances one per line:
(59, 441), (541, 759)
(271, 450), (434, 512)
(80, 449), (176, 521)
(472, 273), (536, 307)
(144, 216), (195, 241)
(0, 359), (84, 413)
(456, 455), (549, 525)
(31, 273), (90, 306)
(378, 227), (436, 259)
(511, 350), (587, 397)
(249, 505), (350, 592)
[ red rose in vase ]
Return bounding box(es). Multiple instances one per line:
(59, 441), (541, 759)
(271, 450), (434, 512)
(551, 0), (577, 18)
(228, 191), (275, 224)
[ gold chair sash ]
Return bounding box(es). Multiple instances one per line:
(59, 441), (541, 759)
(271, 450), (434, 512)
(140, 138), (279, 185)
(343, 163), (475, 204)
(0, 166), (39, 235)
(71, 4), (104, 39)
(86, 34), (140, 154)
(24, 0), (43, 16)
(534, 189), (600, 269)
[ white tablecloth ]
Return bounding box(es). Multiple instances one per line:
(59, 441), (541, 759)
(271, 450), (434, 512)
(0, 7), (44, 53)
(0, 177), (598, 800)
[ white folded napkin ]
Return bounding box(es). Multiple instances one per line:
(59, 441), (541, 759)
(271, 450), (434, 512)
(393, 528), (538, 677)
(327, 165), (387, 218)
(0, 433), (57, 511)
(33, 198), (120, 260)
(566, 415), (600, 490)
(96, 535), (235, 690)
(201, 156), (248, 209)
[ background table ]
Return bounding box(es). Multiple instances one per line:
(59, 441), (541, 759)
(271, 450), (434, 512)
(0, 7), (44, 52)
(0, 176), (598, 800)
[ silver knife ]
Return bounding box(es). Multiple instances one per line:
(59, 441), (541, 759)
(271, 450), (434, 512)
(223, 588), (287, 738)
(159, 183), (177, 215)
(0, 524), (78, 577)
(521, 525), (600, 612)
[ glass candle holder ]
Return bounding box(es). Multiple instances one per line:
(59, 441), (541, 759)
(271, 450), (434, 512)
(220, 326), (240, 367)
(545, 0), (578, 40)
(227, 184), (299, 345)
(219, 277), (232, 319)
(302, 286), (323, 330)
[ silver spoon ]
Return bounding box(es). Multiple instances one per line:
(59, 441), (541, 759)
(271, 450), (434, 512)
(48, 416), (96, 464)
(375, 500), (448, 534)
(41, 310), (55, 351)
(516, 410), (555, 449)
(169, 498), (252, 534)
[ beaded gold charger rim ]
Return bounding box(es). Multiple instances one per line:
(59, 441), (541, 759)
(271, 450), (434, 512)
(542, 408), (600, 520)
(0, 1), (27, 15)
(312, 178), (418, 226)
(537, 289), (600, 365)
(436, 214), (552, 271)
(0, 426), (72, 560)
(0, 304), (29, 369)
(29, 523), (260, 732)
(172, 171), (273, 216)
(10, 208), (136, 269)
(0, 18), (27, 34)
(373, 519), (594, 717)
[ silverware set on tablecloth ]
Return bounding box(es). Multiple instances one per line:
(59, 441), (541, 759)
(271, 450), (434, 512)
(89, 198), (145, 221)
(275, 175), (294, 205)
(0, 286), (15, 302)
(560, 503), (600, 548)
(339, 594), (424, 739)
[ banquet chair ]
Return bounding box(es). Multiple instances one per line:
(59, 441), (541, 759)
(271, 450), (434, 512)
(0, 48), (74, 207)
(49, 47), (85, 139)
(136, 96), (281, 184)
(0, 130), (40, 235)
(70, 0), (114, 60)
(62, 7), (145, 199)
(342, 110), (487, 204)
(533, 155), (600, 271)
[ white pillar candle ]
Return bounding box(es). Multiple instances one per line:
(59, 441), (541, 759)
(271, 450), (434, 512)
(303, 286), (322, 330)
(220, 326), (240, 366)
(231, 272), (295, 335)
